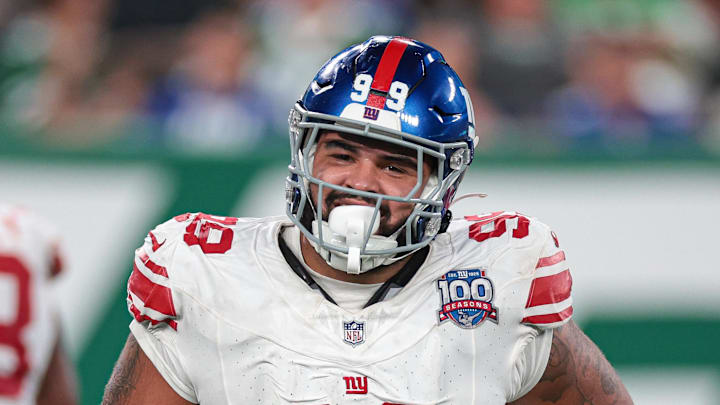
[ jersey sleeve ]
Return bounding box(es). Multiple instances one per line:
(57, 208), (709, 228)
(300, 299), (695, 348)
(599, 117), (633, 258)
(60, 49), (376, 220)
(507, 328), (554, 401)
(130, 321), (197, 403)
(127, 222), (179, 331)
(126, 216), (198, 403)
(521, 227), (573, 330)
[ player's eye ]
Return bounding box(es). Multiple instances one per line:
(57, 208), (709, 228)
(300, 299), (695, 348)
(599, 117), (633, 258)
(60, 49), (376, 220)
(385, 165), (406, 174)
(330, 153), (353, 162)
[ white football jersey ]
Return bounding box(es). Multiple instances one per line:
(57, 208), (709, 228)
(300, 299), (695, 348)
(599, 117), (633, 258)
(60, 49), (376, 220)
(0, 205), (63, 405)
(128, 211), (573, 404)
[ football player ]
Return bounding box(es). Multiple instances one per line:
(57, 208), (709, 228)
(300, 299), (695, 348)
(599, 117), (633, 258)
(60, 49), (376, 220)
(103, 36), (632, 404)
(0, 205), (77, 405)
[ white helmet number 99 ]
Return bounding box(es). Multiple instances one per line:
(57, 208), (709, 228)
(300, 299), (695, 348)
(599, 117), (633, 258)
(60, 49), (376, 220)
(350, 73), (409, 111)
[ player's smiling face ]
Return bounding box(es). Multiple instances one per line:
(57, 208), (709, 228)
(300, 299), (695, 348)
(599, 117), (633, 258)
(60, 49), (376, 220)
(310, 131), (434, 236)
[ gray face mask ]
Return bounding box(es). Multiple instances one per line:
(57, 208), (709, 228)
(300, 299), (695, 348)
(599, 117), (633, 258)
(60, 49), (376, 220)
(285, 104), (472, 275)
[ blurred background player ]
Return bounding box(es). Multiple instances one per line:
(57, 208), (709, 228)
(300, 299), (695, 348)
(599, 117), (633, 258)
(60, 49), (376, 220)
(0, 204), (77, 405)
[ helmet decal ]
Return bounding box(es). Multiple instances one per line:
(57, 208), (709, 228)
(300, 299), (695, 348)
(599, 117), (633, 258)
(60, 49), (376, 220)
(363, 37), (410, 110)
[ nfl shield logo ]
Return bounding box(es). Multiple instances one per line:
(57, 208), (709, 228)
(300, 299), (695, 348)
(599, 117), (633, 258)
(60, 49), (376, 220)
(343, 321), (365, 346)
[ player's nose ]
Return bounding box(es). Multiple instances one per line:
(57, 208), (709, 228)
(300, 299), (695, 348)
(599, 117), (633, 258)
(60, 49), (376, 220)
(343, 157), (380, 194)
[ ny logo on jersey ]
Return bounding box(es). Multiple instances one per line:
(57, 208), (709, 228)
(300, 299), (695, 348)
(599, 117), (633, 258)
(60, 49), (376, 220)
(343, 321), (365, 346)
(343, 376), (368, 394)
(437, 269), (498, 329)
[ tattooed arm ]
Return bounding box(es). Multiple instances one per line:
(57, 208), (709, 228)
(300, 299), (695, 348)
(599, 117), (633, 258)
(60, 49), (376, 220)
(510, 320), (633, 405)
(102, 334), (194, 405)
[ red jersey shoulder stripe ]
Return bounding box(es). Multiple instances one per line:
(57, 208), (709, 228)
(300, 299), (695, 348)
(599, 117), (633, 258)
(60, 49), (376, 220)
(525, 269), (572, 308)
(522, 306), (573, 325)
(536, 251), (565, 269)
(128, 263), (176, 317)
(149, 231), (166, 252)
(129, 299), (178, 330)
(137, 251), (169, 277)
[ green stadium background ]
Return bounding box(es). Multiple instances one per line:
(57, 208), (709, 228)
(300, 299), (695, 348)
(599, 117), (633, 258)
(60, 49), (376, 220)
(2, 139), (718, 405)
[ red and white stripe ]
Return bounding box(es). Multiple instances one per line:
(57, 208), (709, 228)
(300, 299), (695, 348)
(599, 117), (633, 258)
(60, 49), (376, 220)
(521, 250), (573, 329)
(127, 249), (177, 330)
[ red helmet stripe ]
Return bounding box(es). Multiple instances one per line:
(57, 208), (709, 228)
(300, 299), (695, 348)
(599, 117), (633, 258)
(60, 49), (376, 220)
(371, 38), (410, 92)
(365, 38), (410, 109)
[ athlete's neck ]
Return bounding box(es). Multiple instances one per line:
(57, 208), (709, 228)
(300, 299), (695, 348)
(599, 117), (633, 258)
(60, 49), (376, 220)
(299, 234), (412, 284)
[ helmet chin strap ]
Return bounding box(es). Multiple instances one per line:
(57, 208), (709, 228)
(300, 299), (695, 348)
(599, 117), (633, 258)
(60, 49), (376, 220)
(310, 205), (399, 274)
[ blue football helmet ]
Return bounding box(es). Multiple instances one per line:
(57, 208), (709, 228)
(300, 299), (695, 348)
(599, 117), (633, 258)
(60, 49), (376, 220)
(286, 35), (477, 274)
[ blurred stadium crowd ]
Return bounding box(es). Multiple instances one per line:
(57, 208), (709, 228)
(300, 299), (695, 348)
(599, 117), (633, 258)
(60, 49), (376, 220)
(2, 0), (720, 156)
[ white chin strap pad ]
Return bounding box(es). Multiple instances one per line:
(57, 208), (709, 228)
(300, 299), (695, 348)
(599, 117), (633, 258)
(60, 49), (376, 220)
(311, 205), (398, 274)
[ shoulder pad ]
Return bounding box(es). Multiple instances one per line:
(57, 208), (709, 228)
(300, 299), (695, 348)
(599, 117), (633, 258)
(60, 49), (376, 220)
(126, 215), (189, 331)
(446, 211), (573, 329)
(446, 211), (543, 262)
(126, 212), (244, 331)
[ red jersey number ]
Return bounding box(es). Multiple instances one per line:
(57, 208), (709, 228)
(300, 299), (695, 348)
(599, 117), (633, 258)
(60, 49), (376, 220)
(0, 256), (31, 397)
(182, 214), (237, 254)
(467, 212), (530, 243)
